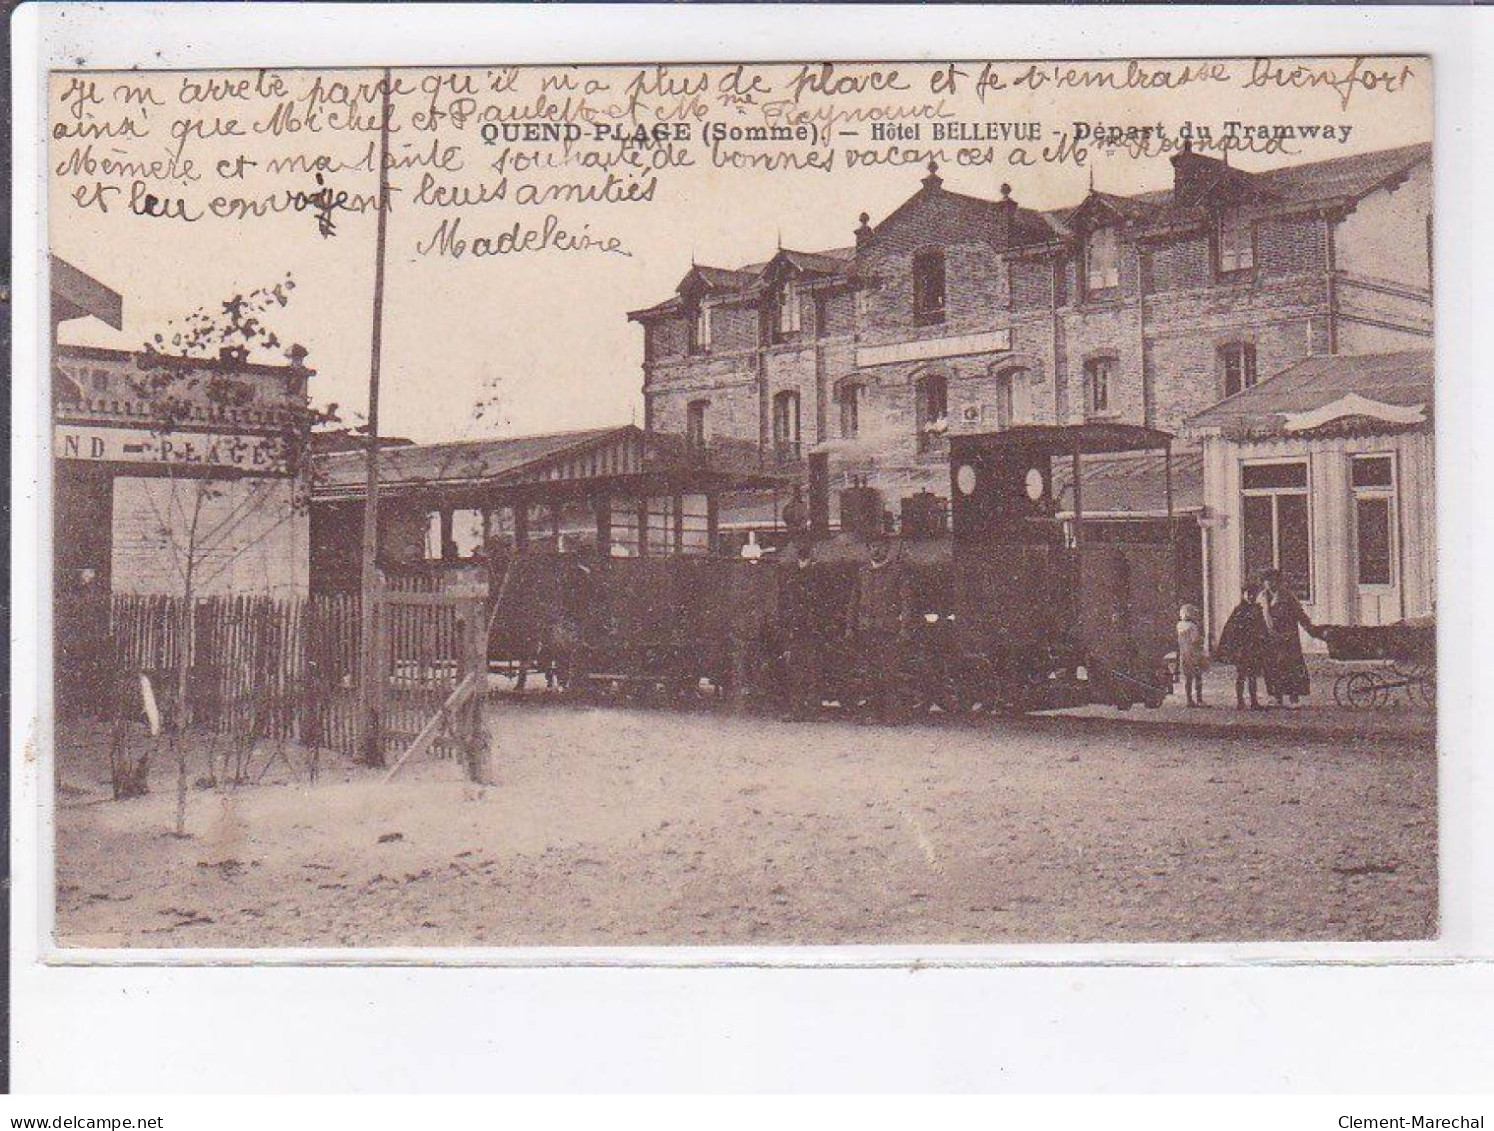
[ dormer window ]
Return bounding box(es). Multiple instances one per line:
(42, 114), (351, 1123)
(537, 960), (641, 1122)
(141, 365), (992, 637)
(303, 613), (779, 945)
(1217, 208), (1255, 275)
(774, 279), (801, 341)
(1085, 227), (1120, 294)
(689, 302), (712, 354)
(912, 250), (946, 326)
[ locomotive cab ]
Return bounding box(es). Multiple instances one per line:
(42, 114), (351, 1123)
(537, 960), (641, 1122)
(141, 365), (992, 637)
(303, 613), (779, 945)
(948, 424), (1179, 710)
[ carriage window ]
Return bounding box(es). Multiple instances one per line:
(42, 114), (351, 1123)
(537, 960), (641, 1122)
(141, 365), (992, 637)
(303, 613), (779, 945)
(451, 509), (485, 559)
(915, 372), (948, 454)
(1084, 357), (1115, 416)
(1241, 460), (1311, 600)
(839, 381), (862, 439)
(913, 250), (946, 326)
(689, 302), (711, 353)
(772, 390), (801, 462)
(1085, 226), (1120, 294)
(1217, 208), (1255, 275)
(1352, 455), (1396, 587)
(1221, 342), (1257, 398)
(686, 399), (709, 455)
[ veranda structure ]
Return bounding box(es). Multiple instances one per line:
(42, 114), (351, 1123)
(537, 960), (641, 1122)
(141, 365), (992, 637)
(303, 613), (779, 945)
(310, 425), (794, 590)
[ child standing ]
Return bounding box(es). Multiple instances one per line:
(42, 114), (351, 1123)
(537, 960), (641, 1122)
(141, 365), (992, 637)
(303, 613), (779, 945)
(1215, 584), (1269, 709)
(1176, 604), (1208, 707)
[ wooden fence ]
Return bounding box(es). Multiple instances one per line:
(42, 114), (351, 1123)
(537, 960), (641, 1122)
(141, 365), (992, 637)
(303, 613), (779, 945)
(107, 588), (488, 762)
(109, 593), (363, 757)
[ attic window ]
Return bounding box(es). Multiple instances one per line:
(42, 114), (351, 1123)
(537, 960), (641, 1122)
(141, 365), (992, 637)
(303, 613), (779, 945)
(1218, 208), (1255, 274)
(689, 302), (712, 353)
(774, 279), (802, 340)
(912, 250), (946, 326)
(1085, 227), (1120, 293)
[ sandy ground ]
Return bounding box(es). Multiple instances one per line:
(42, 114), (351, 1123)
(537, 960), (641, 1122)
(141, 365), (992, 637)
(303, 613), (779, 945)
(54, 686), (1436, 948)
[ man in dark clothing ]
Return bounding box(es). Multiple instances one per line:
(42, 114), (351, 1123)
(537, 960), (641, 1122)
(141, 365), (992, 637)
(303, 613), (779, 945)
(778, 541), (822, 720)
(1259, 568), (1321, 705)
(1215, 583), (1269, 709)
(856, 537), (914, 723)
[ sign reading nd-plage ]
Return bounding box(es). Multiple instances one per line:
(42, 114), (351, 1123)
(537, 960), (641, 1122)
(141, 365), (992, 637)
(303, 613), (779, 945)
(54, 424), (289, 473)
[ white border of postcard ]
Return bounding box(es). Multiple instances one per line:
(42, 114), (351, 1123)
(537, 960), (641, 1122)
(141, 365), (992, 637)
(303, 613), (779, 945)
(11, 2), (1494, 1092)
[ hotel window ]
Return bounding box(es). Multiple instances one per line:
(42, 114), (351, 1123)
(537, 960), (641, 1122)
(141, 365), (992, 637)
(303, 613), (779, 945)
(772, 389), (801, 462)
(1084, 357), (1116, 416)
(915, 371), (948, 454)
(1241, 460), (1312, 601)
(994, 366), (1032, 430)
(1084, 226), (1120, 294)
(774, 279), (801, 340)
(839, 381), (862, 439)
(912, 249), (946, 326)
(1217, 208), (1255, 275)
(1221, 342), (1258, 397)
(686, 399), (709, 456)
(689, 302), (711, 354)
(1352, 454), (1396, 587)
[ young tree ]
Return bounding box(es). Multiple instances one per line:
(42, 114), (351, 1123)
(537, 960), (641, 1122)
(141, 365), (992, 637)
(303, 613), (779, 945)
(125, 275), (337, 831)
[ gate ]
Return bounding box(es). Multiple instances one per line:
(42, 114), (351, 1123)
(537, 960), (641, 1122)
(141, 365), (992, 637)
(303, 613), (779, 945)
(372, 588), (489, 773)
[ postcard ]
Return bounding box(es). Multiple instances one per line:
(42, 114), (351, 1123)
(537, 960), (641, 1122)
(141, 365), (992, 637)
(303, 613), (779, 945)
(45, 53), (1437, 950)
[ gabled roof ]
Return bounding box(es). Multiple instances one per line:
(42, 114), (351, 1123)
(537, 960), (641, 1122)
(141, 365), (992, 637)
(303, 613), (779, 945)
(628, 249), (856, 321)
(1067, 190), (1165, 230)
(315, 425), (637, 498)
(313, 424), (796, 502)
(1186, 349), (1433, 439)
(686, 264), (759, 292)
(631, 142), (1432, 320)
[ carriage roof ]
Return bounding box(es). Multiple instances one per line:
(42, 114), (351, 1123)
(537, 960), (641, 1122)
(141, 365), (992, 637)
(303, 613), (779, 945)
(949, 423), (1175, 460)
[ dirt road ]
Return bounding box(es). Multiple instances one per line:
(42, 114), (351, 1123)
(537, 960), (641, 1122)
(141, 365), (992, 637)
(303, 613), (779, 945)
(54, 702), (1436, 947)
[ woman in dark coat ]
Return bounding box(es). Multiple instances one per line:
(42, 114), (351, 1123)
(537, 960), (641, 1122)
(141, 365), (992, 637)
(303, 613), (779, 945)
(1215, 583), (1269, 709)
(1258, 568), (1321, 705)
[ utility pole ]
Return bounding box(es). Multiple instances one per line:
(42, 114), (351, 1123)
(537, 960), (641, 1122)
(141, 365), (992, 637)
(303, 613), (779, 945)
(359, 67), (394, 766)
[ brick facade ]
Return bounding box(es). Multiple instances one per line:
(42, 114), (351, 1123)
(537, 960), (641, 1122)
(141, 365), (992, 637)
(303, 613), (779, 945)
(630, 144), (1433, 523)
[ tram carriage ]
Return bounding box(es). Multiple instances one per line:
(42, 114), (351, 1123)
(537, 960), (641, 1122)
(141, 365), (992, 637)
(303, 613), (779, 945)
(485, 422), (1181, 715)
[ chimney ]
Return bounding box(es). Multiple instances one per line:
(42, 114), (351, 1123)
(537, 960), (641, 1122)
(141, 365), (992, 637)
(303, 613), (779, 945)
(994, 182), (1018, 246)
(1170, 138), (1218, 208)
(921, 159), (943, 193)
(854, 211), (873, 249)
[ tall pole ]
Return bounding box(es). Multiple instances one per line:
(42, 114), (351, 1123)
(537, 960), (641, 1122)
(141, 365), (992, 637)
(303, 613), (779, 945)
(359, 67), (394, 766)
